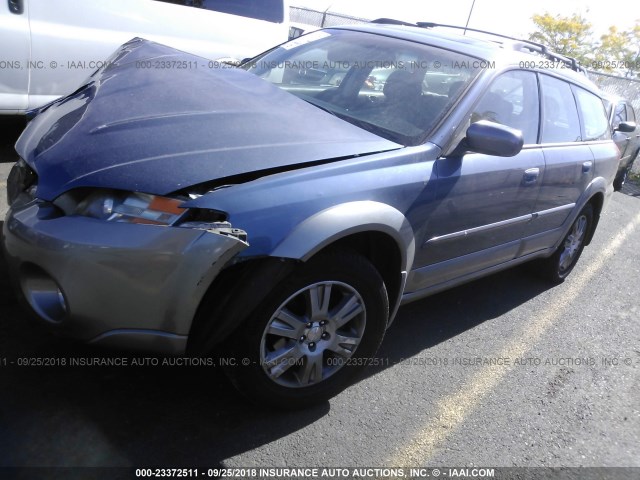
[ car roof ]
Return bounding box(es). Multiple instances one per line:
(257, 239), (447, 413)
(330, 23), (600, 94)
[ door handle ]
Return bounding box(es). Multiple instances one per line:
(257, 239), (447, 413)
(582, 161), (592, 173)
(8, 0), (23, 14)
(522, 167), (540, 185)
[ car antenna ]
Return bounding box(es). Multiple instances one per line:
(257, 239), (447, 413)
(464, 0), (477, 35)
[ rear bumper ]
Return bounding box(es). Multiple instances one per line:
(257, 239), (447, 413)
(2, 199), (247, 354)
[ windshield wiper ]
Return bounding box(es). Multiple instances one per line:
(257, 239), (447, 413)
(297, 94), (339, 117)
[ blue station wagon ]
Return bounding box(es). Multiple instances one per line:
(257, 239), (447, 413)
(2, 22), (619, 407)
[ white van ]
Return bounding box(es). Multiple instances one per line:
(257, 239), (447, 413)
(0, 0), (289, 114)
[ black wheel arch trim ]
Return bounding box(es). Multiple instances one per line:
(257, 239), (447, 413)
(560, 178), (607, 249)
(187, 257), (298, 355)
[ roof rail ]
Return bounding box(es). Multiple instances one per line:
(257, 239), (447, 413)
(369, 18), (586, 74)
(370, 18), (416, 27)
(418, 22), (586, 73)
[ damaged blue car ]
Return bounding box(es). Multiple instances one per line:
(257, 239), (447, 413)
(2, 23), (618, 407)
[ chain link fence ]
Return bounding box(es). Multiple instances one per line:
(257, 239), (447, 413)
(588, 71), (640, 112)
(290, 6), (367, 27)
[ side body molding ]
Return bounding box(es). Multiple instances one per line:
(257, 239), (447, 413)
(271, 201), (416, 275)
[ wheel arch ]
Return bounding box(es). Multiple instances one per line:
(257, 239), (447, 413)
(307, 230), (406, 326)
(583, 191), (603, 246)
(187, 201), (414, 354)
(270, 201), (414, 324)
(270, 201), (415, 272)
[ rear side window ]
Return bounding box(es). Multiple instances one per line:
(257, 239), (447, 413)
(573, 87), (611, 141)
(539, 74), (581, 143)
(156, 0), (284, 23)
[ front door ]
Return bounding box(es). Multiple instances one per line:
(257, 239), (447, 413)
(407, 70), (543, 292)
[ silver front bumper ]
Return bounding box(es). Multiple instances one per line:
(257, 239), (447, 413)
(2, 200), (247, 354)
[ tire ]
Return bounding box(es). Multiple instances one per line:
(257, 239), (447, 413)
(613, 167), (628, 191)
(614, 151), (639, 191)
(222, 250), (389, 409)
(536, 203), (593, 284)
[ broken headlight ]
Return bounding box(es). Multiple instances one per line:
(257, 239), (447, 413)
(54, 190), (245, 241)
(50, 189), (187, 226)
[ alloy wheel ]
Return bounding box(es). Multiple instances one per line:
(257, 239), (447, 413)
(260, 281), (366, 388)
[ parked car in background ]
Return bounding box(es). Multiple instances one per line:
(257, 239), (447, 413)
(0, 0), (289, 114)
(3, 23), (618, 408)
(603, 95), (640, 190)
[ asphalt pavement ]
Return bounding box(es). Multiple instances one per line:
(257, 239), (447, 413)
(0, 119), (638, 476)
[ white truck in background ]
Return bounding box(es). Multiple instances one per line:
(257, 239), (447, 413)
(0, 0), (289, 114)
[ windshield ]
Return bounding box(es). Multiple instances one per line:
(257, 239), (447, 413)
(242, 29), (482, 145)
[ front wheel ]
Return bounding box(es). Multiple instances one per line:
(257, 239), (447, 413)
(536, 204), (593, 283)
(223, 250), (389, 409)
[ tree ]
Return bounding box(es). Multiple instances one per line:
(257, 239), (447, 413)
(529, 13), (594, 65)
(529, 13), (640, 77)
(597, 23), (640, 77)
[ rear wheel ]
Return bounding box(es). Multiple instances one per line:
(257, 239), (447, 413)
(536, 204), (593, 283)
(222, 250), (389, 409)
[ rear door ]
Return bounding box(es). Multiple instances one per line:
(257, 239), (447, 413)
(0, 0), (30, 112)
(525, 74), (593, 237)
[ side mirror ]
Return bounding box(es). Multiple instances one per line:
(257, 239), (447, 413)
(463, 120), (524, 157)
(616, 121), (636, 133)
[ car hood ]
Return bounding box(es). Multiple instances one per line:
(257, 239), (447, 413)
(17, 38), (400, 201)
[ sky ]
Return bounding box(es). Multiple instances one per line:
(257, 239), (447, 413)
(291, 0), (640, 39)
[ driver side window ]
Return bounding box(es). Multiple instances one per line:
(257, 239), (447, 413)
(471, 70), (540, 145)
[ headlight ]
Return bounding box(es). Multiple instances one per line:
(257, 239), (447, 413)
(74, 190), (185, 225)
(53, 188), (247, 241)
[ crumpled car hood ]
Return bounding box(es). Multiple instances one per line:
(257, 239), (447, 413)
(16, 38), (400, 201)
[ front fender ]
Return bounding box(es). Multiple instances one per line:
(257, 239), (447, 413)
(270, 200), (415, 273)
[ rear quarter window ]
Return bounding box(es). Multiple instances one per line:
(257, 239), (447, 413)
(573, 87), (611, 141)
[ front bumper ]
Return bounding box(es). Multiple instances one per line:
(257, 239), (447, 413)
(2, 199), (247, 354)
